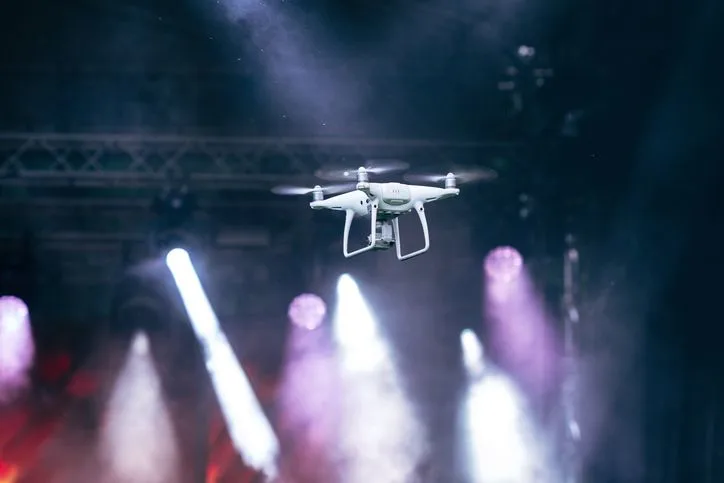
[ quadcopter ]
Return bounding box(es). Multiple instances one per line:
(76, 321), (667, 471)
(273, 161), (496, 261)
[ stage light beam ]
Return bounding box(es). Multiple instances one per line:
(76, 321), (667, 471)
(484, 246), (523, 282)
(460, 329), (485, 377)
(332, 274), (428, 483)
(100, 331), (180, 483)
(288, 293), (326, 330)
(333, 274), (387, 371)
(464, 371), (539, 482)
(165, 248), (279, 476)
(0, 296), (34, 404)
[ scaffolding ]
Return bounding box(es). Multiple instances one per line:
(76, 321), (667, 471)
(562, 234), (583, 483)
(0, 132), (516, 190)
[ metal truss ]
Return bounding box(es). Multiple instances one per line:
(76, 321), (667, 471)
(0, 132), (518, 189)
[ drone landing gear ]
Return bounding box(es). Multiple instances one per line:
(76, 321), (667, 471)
(342, 201), (430, 260)
(392, 201), (430, 260)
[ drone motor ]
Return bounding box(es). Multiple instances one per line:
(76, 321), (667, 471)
(356, 167), (369, 183)
(445, 173), (456, 189)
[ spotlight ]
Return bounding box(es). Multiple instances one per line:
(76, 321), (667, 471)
(337, 273), (357, 294)
(165, 247), (280, 472)
(132, 331), (151, 355)
(484, 246), (523, 282)
(288, 293), (326, 330)
(517, 45), (536, 59)
(100, 331), (180, 482)
(0, 295), (34, 403)
(110, 265), (169, 338)
(334, 274), (376, 346)
(465, 371), (536, 481)
(152, 185), (196, 227)
(334, 273), (386, 370)
(460, 329), (485, 377)
(166, 247), (190, 268)
(151, 185), (199, 255)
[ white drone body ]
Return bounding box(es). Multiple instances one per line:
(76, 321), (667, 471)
(309, 168), (460, 260)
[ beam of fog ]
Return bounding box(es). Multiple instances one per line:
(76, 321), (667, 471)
(482, 268), (562, 481)
(485, 269), (558, 402)
(461, 328), (486, 377)
(334, 274), (389, 373)
(460, 330), (539, 481)
(463, 369), (557, 483)
(216, 0), (370, 135)
(277, 326), (342, 483)
(165, 248), (279, 475)
(333, 274), (428, 483)
(0, 296), (34, 405)
(99, 332), (180, 483)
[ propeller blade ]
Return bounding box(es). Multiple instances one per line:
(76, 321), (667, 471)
(271, 183), (354, 196)
(404, 167), (498, 185)
(363, 159), (410, 174)
(457, 168), (498, 183)
(271, 185), (313, 195)
(321, 183), (357, 194)
(315, 159), (409, 181)
(403, 173), (446, 184)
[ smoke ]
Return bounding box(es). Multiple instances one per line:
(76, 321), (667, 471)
(216, 0), (374, 136)
(277, 307), (428, 483)
(99, 333), (180, 483)
(276, 328), (342, 483)
(336, 363), (429, 483)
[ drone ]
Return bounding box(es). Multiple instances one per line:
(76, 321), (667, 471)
(272, 161), (496, 261)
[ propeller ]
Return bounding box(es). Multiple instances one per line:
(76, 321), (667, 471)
(315, 159), (410, 182)
(403, 166), (498, 185)
(271, 183), (354, 196)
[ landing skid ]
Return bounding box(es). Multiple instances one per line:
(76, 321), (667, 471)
(343, 200), (429, 260)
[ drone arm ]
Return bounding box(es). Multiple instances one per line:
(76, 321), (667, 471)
(342, 201), (378, 258)
(393, 201), (430, 261)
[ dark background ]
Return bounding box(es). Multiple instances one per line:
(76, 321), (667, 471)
(1, 0), (723, 481)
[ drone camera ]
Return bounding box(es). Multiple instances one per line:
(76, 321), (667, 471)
(312, 185), (324, 201)
(369, 221), (395, 249)
(445, 173), (456, 189)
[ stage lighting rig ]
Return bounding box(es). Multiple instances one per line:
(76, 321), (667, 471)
(152, 184), (197, 230)
(0, 231), (37, 306)
(498, 45), (554, 124)
(110, 266), (172, 338)
(151, 183), (199, 254)
(561, 233), (582, 483)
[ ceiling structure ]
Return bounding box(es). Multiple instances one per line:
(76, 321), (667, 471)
(0, 132), (518, 190)
(0, 132), (520, 251)
(0, 0), (571, 343)
(0, 131), (522, 327)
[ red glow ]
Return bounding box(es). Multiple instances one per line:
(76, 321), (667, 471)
(66, 371), (98, 398)
(0, 460), (18, 483)
(36, 351), (71, 384)
(206, 464), (219, 483)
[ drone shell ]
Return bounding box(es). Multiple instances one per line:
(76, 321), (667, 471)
(310, 189), (370, 216)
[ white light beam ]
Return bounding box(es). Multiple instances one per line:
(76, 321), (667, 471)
(166, 248), (279, 475)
